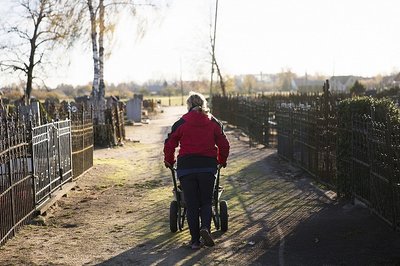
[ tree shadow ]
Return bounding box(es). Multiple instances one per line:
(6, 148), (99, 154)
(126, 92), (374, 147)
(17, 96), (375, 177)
(98, 128), (400, 265)
(94, 149), (315, 265)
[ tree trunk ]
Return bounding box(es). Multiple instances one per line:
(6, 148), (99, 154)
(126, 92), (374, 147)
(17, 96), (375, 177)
(88, 0), (100, 98)
(26, 42), (35, 105)
(26, 68), (33, 105)
(214, 56), (226, 96)
(98, 0), (105, 99)
(25, 2), (45, 105)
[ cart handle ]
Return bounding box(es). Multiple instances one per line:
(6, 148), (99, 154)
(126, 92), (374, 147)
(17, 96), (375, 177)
(168, 166), (179, 192)
(214, 165), (222, 200)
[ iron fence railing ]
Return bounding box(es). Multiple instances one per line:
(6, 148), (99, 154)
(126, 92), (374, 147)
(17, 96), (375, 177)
(276, 105), (337, 188)
(1, 103), (94, 246)
(211, 83), (400, 230)
(0, 117), (34, 246)
(32, 120), (73, 207)
(212, 95), (277, 147)
(71, 105), (93, 179)
(348, 114), (400, 229)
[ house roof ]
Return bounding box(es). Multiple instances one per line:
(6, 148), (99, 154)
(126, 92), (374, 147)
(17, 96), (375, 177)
(393, 72), (400, 82)
(330, 76), (354, 84)
(293, 78), (324, 87)
(382, 75), (395, 84)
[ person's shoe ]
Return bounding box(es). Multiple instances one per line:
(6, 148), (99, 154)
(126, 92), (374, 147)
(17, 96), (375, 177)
(190, 241), (202, 250)
(200, 228), (215, 247)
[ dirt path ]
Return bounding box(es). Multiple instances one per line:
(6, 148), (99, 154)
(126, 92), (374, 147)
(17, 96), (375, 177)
(0, 106), (399, 266)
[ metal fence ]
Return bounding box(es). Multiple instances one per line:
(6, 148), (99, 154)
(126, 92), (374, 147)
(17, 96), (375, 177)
(71, 106), (93, 178)
(0, 117), (34, 246)
(276, 105), (337, 187)
(212, 95), (277, 147)
(1, 103), (94, 246)
(275, 90), (399, 229)
(347, 114), (400, 229)
(32, 120), (73, 207)
(211, 84), (400, 230)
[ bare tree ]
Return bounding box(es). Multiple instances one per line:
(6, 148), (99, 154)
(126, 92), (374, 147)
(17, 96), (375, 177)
(213, 55), (226, 96)
(0, 0), (78, 105)
(69, 0), (166, 102)
(277, 68), (297, 91)
(209, 0), (226, 97)
(242, 74), (257, 94)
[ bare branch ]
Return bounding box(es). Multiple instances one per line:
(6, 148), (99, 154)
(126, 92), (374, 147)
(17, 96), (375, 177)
(103, 2), (155, 9)
(0, 59), (28, 74)
(8, 26), (31, 40)
(33, 52), (45, 67)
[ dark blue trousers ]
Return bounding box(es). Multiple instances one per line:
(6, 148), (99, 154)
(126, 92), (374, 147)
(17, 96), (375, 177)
(180, 172), (216, 243)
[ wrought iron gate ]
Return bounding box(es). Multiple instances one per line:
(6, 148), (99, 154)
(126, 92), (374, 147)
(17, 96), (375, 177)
(32, 120), (73, 207)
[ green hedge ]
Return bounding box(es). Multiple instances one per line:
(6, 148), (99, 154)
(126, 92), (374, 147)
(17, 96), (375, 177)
(336, 96), (400, 197)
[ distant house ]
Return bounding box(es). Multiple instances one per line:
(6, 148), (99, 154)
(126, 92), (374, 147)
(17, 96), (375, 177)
(358, 77), (376, 91)
(147, 84), (164, 93)
(392, 73), (400, 87)
(377, 74), (396, 90)
(293, 77), (325, 92)
(235, 73), (276, 84)
(329, 76), (358, 92)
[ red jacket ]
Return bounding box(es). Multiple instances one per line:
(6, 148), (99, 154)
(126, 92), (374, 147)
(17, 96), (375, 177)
(164, 111), (230, 167)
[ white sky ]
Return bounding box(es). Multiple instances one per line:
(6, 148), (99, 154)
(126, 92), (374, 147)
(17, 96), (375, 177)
(2, 0), (400, 87)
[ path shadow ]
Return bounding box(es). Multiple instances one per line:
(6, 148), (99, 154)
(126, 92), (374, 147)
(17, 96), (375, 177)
(99, 139), (400, 265)
(254, 200), (400, 266)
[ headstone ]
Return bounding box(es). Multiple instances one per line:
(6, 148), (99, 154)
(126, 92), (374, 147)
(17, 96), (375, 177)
(126, 94), (143, 123)
(18, 101), (41, 125)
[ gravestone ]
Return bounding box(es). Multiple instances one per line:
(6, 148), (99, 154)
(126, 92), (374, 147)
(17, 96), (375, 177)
(17, 101), (41, 125)
(126, 94), (143, 123)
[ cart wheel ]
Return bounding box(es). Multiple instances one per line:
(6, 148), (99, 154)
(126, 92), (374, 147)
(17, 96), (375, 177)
(213, 202), (220, 230)
(220, 200), (228, 232)
(170, 201), (178, 232)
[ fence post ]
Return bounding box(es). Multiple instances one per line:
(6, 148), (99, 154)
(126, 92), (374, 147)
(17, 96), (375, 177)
(367, 111), (373, 212)
(6, 118), (16, 237)
(350, 112), (355, 203)
(289, 107), (294, 162)
(82, 105), (85, 176)
(47, 123), (52, 197)
(56, 120), (63, 187)
(323, 80), (330, 182)
(386, 114), (397, 229)
(313, 109), (319, 181)
(28, 117), (37, 207)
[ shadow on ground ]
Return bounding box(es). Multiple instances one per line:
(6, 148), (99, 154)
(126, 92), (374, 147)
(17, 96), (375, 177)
(97, 146), (400, 266)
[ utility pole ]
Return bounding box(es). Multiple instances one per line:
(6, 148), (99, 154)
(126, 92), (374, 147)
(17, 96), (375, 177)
(180, 57), (184, 106)
(209, 0), (219, 100)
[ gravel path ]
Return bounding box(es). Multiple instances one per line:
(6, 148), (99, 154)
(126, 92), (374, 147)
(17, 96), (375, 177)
(0, 106), (399, 266)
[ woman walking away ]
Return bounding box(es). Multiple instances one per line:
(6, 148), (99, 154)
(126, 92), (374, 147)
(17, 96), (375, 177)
(163, 92), (230, 250)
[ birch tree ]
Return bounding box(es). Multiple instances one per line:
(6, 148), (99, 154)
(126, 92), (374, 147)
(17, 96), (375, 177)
(70, 0), (165, 100)
(0, 0), (79, 105)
